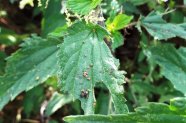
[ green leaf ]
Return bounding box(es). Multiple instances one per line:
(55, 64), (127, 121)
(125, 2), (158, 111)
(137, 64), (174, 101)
(111, 31), (124, 50)
(49, 120), (58, 123)
(45, 92), (73, 116)
(23, 85), (44, 117)
(122, 2), (140, 15)
(125, 0), (149, 6)
(42, 0), (66, 36)
(106, 14), (133, 32)
(64, 114), (186, 123)
(0, 35), (60, 110)
(58, 21), (128, 114)
(48, 25), (68, 38)
(64, 101), (186, 123)
(170, 97), (186, 114)
(67, 0), (102, 15)
(170, 11), (184, 24)
(0, 27), (27, 46)
(148, 44), (186, 94)
(95, 91), (109, 115)
(140, 12), (186, 40)
(0, 52), (6, 75)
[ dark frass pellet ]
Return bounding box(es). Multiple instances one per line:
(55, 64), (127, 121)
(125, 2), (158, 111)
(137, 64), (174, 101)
(80, 89), (89, 98)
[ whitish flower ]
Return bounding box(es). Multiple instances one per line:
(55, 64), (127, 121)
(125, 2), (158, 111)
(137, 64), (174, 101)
(157, 0), (168, 3)
(19, 0), (34, 9)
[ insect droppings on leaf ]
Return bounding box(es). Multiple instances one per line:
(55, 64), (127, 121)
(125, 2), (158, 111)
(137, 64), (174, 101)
(80, 89), (89, 98)
(83, 71), (88, 78)
(89, 64), (93, 67)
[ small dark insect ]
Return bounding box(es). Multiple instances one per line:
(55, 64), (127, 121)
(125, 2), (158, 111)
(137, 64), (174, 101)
(80, 89), (89, 98)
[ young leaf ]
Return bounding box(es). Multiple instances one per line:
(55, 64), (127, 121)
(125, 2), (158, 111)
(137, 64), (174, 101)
(106, 14), (133, 32)
(67, 0), (102, 15)
(140, 12), (186, 40)
(45, 92), (73, 116)
(148, 44), (186, 95)
(58, 22), (128, 114)
(0, 35), (60, 110)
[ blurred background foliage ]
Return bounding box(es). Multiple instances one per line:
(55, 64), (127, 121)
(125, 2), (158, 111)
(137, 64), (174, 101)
(0, 0), (186, 122)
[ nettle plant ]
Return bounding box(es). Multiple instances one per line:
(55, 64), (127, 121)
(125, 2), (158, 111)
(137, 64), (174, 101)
(1, 0), (186, 122)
